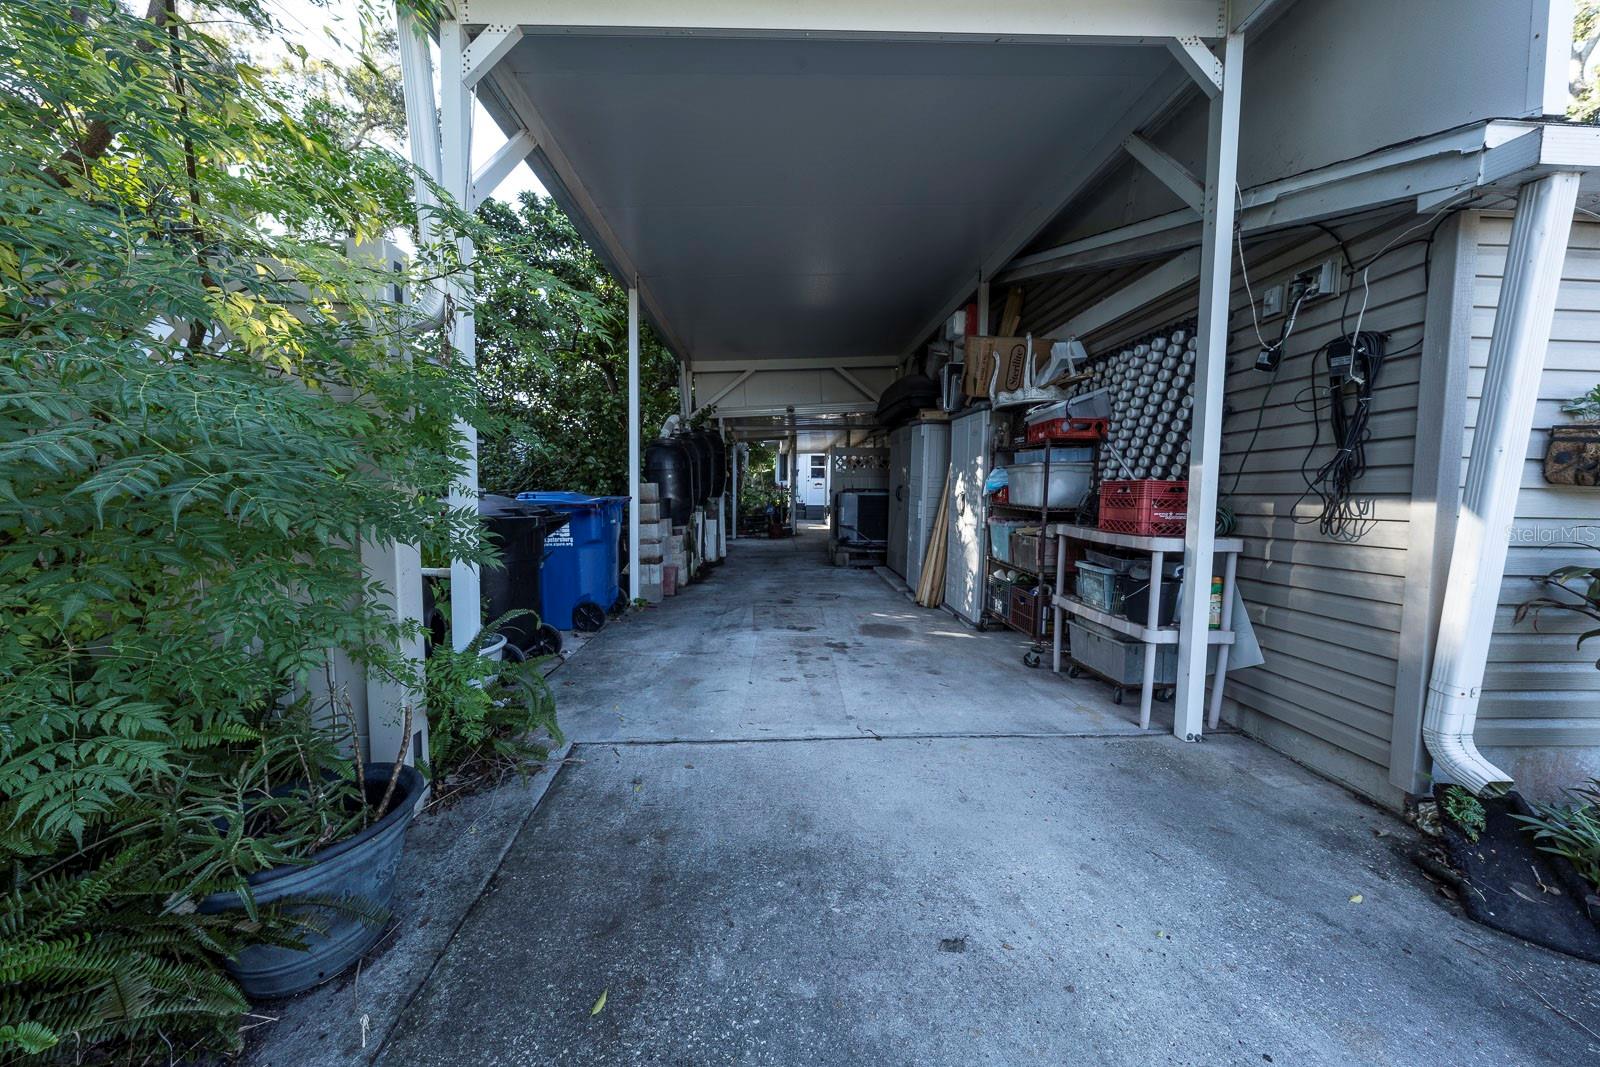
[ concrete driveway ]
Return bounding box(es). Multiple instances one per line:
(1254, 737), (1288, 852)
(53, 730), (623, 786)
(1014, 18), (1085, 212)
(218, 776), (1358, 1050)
(364, 529), (1599, 1066)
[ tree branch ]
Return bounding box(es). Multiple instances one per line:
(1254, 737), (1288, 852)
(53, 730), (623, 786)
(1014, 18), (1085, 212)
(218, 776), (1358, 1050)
(54, 0), (171, 182)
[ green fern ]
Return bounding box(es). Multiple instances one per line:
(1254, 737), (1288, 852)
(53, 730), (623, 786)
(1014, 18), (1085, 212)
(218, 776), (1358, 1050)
(0, 0), (507, 1061)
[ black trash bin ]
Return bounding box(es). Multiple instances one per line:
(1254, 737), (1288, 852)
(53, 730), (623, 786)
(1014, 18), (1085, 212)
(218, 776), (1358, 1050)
(478, 494), (569, 657)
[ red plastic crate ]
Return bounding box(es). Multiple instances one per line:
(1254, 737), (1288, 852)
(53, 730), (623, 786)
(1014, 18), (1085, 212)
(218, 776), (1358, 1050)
(1098, 479), (1189, 537)
(1025, 416), (1108, 444)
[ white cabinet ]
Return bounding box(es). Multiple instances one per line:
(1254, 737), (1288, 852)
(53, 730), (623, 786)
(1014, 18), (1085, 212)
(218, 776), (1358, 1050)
(943, 407), (990, 624)
(905, 421), (950, 590)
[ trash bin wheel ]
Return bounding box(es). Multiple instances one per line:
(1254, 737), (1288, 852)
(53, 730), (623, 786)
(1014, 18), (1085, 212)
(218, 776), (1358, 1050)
(526, 623), (562, 657)
(573, 601), (607, 633)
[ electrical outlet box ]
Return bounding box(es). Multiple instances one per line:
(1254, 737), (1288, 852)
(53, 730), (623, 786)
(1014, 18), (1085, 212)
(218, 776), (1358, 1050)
(1260, 283), (1285, 317)
(1302, 258), (1340, 300)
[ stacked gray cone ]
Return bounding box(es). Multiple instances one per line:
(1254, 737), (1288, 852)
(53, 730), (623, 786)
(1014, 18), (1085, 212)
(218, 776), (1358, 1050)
(1069, 319), (1198, 484)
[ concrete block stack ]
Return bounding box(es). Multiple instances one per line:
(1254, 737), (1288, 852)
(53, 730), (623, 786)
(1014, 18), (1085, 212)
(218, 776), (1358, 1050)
(636, 483), (665, 603)
(665, 524), (688, 596)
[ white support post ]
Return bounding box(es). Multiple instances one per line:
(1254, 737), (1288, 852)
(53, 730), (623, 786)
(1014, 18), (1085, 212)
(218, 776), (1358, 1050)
(1174, 32), (1243, 742)
(730, 439), (740, 542)
(628, 285), (642, 603)
(440, 17), (481, 652)
(787, 408), (799, 534)
(717, 418), (730, 557)
(362, 538), (425, 769)
(1423, 172), (1581, 793)
(976, 278), (991, 336)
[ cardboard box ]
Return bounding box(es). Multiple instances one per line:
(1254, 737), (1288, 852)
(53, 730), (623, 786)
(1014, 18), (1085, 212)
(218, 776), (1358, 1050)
(961, 336), (1049, 398)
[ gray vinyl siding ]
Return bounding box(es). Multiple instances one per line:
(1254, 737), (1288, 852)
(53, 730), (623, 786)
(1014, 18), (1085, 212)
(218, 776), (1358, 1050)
(1017, 214), (1429, 804)
(1468, 217), (1600, 774)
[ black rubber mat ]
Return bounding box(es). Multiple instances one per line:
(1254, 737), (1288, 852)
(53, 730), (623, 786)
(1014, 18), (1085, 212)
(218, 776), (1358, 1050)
(1441, 790), (1600, 964)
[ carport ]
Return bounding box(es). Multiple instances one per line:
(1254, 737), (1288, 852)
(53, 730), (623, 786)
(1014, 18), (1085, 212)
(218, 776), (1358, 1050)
(247, 6), (1600, 1060)
(403, 0), (1275, 740)
(389, 1), (1597, 797)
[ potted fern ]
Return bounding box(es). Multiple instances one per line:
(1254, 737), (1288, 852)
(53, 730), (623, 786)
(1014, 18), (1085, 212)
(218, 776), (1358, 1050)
(193, 701), (429, 998)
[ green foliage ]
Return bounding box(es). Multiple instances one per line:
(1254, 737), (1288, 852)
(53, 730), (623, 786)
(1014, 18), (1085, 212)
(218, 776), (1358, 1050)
(1439, 786), (1487, 844)
(737, 443), (785, 524)
(1576, 2), (1600, 123)
(1562, 384), (1600, 422)
(474, 193), (680, 496)
(0, 1), (486, 1060)
(1516, 779), (1600, 891)
(424, 613), (563, 781)
(1515, 550), (1600, 668)
(1, 851), (253, 1059)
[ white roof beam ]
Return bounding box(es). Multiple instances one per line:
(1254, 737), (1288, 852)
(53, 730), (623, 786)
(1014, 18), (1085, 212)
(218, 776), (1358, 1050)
(689, 357), (898, 373)
(998, 121), (1583, 282)
(1123, 133), (1205, 214)
(1165, 36), (1221, 97)
(907, 62), (1194, 358)
(689, 368), (755, 420)
(454, 0), (1230, 41)
(1047, 249), (1203, 339)
(1227, 0), (1299, 35)
(469, 129), (536, 210)
(463, 26), (522, 89)
(714, 402), (877, 418)
(833, 367), (881, 401)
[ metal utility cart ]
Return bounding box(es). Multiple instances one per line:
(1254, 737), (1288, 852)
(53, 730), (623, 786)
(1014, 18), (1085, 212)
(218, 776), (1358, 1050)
(980, 416), (1096, 667)
(1046, 523), (1244, 730)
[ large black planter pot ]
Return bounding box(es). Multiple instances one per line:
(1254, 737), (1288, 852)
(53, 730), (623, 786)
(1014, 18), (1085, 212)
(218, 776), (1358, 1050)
(200, 763), (425, 998)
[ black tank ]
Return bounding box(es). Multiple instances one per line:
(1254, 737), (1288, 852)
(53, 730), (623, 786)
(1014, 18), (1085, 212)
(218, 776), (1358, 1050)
(677, 431), (711, 505)
(703, 431), (728, 498)
(644, 437), (693, 526)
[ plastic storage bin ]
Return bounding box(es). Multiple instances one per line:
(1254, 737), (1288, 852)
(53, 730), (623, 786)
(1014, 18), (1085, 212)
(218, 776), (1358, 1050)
(1006, 461), (1094, 509)
(1008, 583), (1051, 639)
(1082, 547), (1138, 574)
(1115, 572), (1182, 627)
(985, 575), (1012, 620)
(1014, 445), (1095, 465)
(1010, 527), (1056, 575)
(515, 491), (629, 631)
(1074, 561), (1120, 613)
(1098, 480), (1188, 537)
(1026, 417), (1107, 444)
(1068, 619), (1177, 686)
(988, 520), (1027, 563)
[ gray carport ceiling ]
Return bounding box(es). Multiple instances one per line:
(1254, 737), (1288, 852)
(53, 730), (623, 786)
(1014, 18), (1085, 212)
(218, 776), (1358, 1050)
(494, 36), (1175, 362)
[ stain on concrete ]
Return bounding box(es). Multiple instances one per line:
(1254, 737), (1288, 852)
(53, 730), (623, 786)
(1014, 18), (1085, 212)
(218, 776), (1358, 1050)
(857, 622), (910, 638)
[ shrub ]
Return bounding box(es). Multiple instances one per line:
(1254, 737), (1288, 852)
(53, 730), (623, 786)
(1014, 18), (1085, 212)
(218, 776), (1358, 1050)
(1516, 780), (1600, 892)
(0, 0), (493, 1059)
(424, 614), (563, 783)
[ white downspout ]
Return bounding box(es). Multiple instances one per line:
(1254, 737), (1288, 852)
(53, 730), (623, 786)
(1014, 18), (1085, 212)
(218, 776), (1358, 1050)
(1422, 173), (1580, 794)
(395, 6), (447, 330)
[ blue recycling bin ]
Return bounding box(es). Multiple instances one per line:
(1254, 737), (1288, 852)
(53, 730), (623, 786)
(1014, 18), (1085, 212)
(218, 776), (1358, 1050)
(515, 491), (629, 631)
